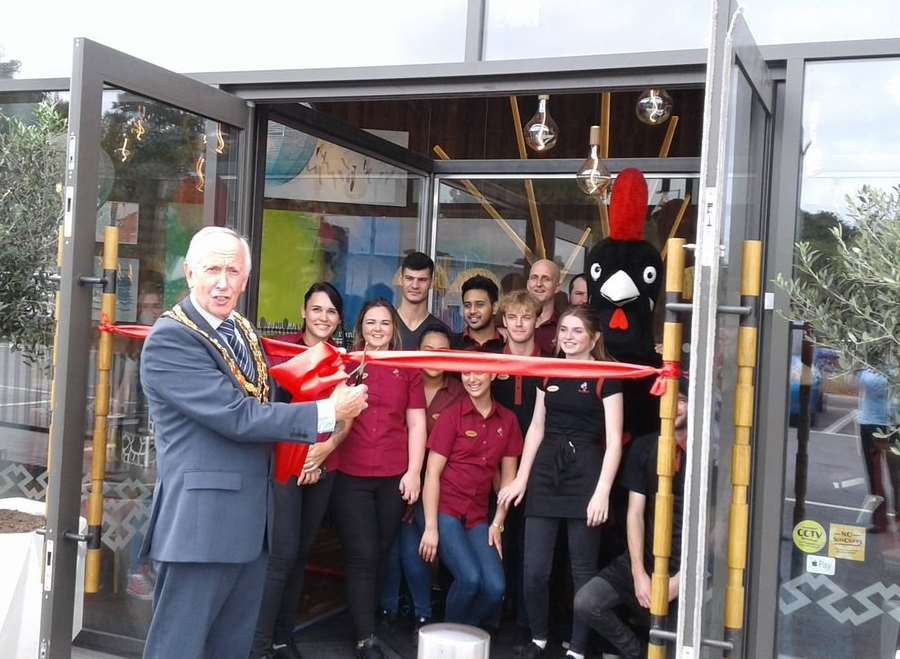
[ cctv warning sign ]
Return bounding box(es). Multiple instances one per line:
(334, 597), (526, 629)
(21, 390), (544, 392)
(792, 520), (826, 554)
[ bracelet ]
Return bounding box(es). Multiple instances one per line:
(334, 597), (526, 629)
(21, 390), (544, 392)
(491, 521), (504, 532)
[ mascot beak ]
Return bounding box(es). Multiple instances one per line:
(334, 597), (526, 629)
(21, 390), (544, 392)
(599, 270), (640, 305)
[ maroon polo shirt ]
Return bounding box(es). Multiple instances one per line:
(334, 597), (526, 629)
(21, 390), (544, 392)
(267, 332), (341, 471)
(534, 310), (559, 357)
(427, 397), (524, 528)
(451, 327), (505, 353)
(426, 376), (466, 435)
(338, 363), (426, 478)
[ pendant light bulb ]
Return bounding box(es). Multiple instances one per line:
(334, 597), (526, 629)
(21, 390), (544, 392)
(636, 88), (673, 125)
(576, 125), (611, 198)
(524, 94), (559, 152)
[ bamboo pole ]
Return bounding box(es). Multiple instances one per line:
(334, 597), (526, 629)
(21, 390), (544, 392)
(46, 226), (65, 511)
(433, 145), (534, 262)
(660, 194), (692, 261)
(594, 92), (612, 238)
(85, 224), (119, 593)
(600, 92), (611, 159)
(509, 97), (546, 259)
(722, 240), (762, 657)
(658, 115), (680, 158)
(560, 226), (592, 281)
(648, 238), (686, 659)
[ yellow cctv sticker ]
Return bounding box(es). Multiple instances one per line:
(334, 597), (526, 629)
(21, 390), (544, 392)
(828, 524), (866, 562)
(792, 520), (826, 554)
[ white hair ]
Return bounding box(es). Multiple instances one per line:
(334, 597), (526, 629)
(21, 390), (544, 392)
(185, 226), (252, 272)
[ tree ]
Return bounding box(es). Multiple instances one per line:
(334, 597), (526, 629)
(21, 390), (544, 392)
(0, 101), (66, 361)
(776, 185), (900, 437)
(0, 46), (21, 79)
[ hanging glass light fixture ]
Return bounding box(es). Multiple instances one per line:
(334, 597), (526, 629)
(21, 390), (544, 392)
(524, 94), (559, 152)
(576, 125), (610, 198)
(636, 88), (673, 125)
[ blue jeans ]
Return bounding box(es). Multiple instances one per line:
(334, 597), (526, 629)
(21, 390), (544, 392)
(437, 514), (505, 626)
(380, 505), (433, 618)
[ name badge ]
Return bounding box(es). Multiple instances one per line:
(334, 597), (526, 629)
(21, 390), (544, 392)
(546, 385), (560, 392)
(432, 413), (441, 420)
(464, 430), (478, 438)
(497, 374), (510, 380)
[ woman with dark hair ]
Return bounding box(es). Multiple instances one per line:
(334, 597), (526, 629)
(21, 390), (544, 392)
(252, 282), (350, 659)
(333, 299), (428, 659)
(498, 305), (624, 659)
(380, 324), (465, 637)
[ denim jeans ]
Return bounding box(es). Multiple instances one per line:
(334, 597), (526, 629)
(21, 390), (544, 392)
(437, 513), (505, 626)
(380, 505), (433, 618)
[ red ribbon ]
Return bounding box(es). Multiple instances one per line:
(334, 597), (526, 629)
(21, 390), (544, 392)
(98, 321), (674, 483)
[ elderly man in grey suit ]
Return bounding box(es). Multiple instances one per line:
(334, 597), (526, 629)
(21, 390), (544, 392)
(139, 226), (367, 659)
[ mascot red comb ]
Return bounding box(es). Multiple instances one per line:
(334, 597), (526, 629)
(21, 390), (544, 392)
(585, 168), (662, 436)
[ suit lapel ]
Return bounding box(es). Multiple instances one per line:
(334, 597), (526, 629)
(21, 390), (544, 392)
(178, 297), (244, 388)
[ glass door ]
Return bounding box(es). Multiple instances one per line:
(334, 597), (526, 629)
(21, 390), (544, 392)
(675, 3), (773, 658)
(41, 38), (251, 658)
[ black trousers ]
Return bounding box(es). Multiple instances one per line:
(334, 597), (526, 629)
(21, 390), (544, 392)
(332, 473), (405, 642)
(523, 516), (601, 648)
(251, 472), (335, 656)
(572, 553), (650, 658)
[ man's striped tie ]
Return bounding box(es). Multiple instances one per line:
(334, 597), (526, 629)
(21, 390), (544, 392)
(217, 318), (256, 381)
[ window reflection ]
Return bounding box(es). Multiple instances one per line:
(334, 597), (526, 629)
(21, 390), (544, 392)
(776, 57), (900, 659)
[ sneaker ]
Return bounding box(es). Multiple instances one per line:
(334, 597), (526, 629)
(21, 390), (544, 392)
(355, 636), (385, 659)
(125, 566), (154, 600)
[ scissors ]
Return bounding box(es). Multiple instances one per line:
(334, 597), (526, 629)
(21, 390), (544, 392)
(346, 344), (368, 387)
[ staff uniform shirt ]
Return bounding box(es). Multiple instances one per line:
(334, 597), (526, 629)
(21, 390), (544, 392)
(397, 313), (449, 350)
(620, 432), (684, 574)
(526, 375), (622, 519)
(534, 310), (560, 357)
(451, 327), (505, 353)
(268, 332), (341, 471)
(338, 363), (426, 478)
(491, 343), (548, 434)
(426, 376), (466, 435)
(427, 397), (524, 528)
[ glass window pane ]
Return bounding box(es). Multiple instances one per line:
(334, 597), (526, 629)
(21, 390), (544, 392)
(433, 175), (698, 332)
(82, 90), (240, 638)
(775, 57), (900, 659)
(258, 120), (424, 342)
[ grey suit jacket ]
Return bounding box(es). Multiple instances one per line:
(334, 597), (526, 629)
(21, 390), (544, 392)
(139, 298), (317, 563)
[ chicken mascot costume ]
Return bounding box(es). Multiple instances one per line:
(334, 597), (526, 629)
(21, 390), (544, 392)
(585, 168), (663, 437)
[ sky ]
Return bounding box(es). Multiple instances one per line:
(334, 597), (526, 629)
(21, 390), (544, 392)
(3, 0), (899, 217)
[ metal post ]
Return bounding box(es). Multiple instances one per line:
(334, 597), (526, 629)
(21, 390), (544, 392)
(648, 237), (686, 659)
(723, 240), (762, 657)
(46, 226), (64, 508)
(85, 224), (118, 592)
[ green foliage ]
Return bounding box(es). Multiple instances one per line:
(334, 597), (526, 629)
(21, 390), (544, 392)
(0, 101), (66, 361)
(776, 185), (900, 434)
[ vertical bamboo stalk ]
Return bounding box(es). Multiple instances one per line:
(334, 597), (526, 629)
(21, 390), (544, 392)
(85, 224), (118, 593)
(723, 240), (762, 657)
(46, 226), (65, 511)
(648, 238), (686, 659)
(509, 96), (547, 259)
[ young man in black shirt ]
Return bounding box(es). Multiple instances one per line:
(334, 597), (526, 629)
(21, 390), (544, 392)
(570, 390), (688, 659)
(395, 251), (448, 350)
(451, 275), (504, 353)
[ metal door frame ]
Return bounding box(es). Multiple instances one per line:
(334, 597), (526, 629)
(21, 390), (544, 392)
(675, 3), (775, 657)
(42, 38), (251, 659)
